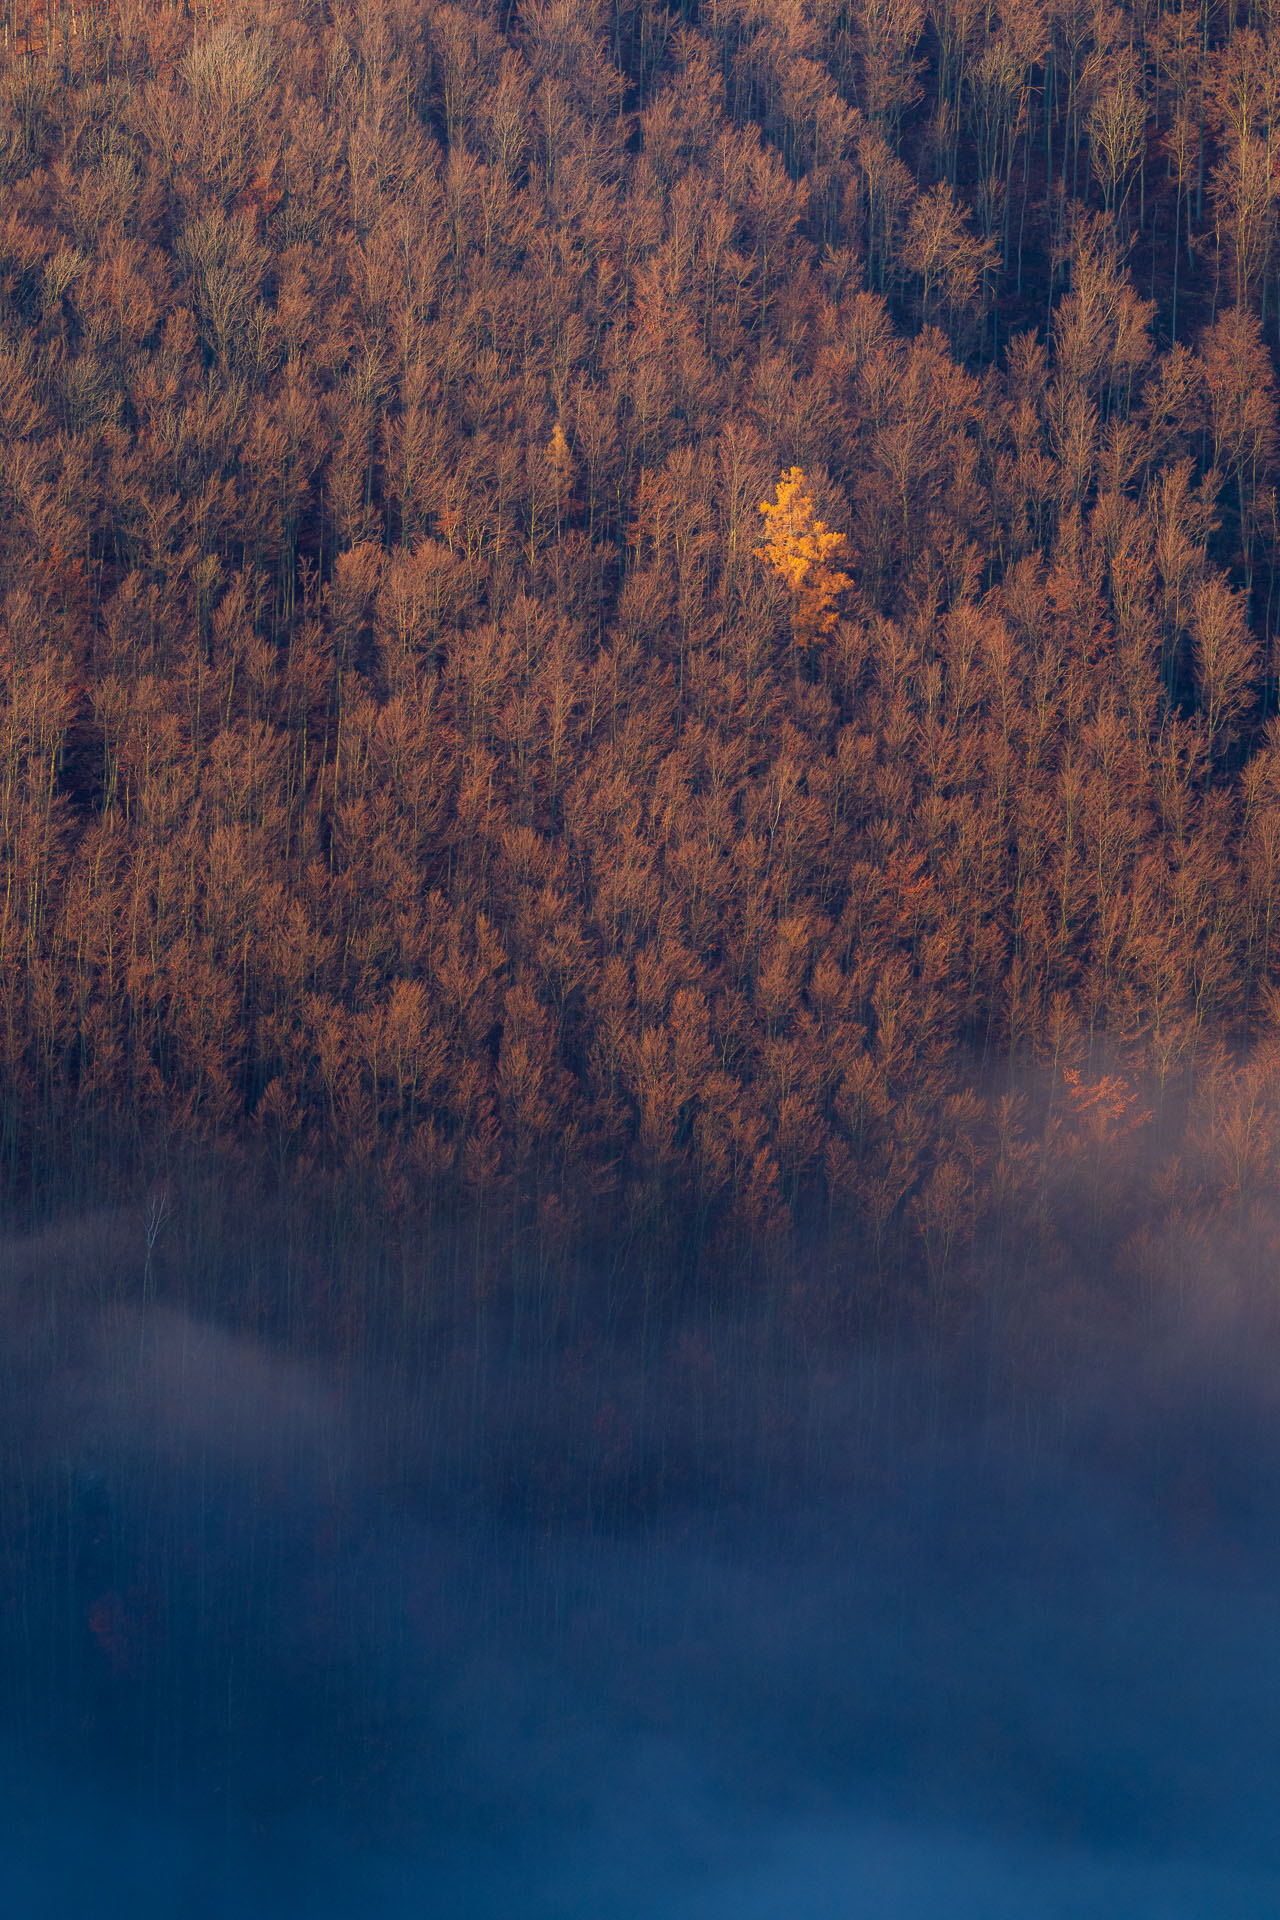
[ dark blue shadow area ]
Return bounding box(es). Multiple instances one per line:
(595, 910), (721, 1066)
(1, 1249), (1279, 1918)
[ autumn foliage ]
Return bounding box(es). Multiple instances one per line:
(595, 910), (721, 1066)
(755, 469), (853, 653)
(1, 0), (1280, 1303)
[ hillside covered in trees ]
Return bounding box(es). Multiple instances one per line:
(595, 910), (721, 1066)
(4, 0), (1280, 1306)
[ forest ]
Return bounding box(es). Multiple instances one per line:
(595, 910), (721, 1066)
(3, 0), (1280, 1314)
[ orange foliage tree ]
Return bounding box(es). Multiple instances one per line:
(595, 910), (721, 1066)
(754, 468), (853, 654)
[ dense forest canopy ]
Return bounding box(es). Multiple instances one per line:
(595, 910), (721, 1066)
(3, 0), (1280, 1303)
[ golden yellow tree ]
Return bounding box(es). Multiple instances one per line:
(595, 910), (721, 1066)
(754, 467), (853, 654)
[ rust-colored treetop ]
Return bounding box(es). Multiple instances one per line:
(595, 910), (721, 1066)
(0, 0), (225, 64)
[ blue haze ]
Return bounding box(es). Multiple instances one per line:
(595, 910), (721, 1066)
(1, 1223), (1277, 1917)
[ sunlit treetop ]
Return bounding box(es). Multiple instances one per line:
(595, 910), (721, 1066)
(754, 467), (853, 650)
